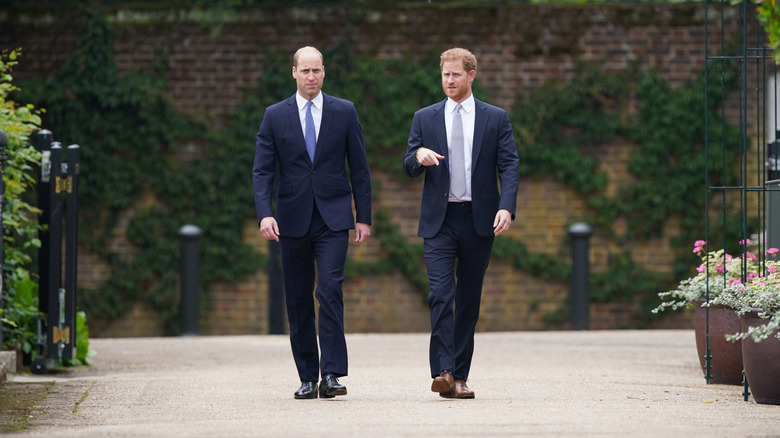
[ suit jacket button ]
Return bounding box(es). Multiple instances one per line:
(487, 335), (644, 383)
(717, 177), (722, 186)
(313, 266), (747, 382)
(444, 193), (448, 197)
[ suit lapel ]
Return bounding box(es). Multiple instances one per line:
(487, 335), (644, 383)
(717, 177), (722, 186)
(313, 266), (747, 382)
(286, 94), (308, 158)
(315, 92), (333, 164)
(472, 98), (488, 170)
(432, 100), (448, 166)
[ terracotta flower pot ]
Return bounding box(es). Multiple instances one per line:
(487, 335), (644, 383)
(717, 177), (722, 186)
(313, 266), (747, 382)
(694, 302), (743, 385)
(741, 311), (780, 405)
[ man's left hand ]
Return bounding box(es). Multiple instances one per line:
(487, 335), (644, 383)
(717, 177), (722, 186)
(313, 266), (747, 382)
(355, 222), (371, 243)
(493, 209), (512, 236)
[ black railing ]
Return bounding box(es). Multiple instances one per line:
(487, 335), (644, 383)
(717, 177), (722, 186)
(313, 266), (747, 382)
(705, 0), (775, 403)
(0, 130), (7, 349)
(32, 130), (80, 374)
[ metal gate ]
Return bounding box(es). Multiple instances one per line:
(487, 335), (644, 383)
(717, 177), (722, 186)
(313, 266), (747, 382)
(705, 0), (775, 401)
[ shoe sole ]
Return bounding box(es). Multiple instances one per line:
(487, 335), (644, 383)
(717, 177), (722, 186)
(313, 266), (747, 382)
(320, 388), (347, 398)
(294, 393), (318, 399)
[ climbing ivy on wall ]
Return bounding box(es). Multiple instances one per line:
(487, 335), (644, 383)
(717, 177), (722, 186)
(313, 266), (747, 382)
(514, 61), (741, 245)
(17, 11), (261, 333)
(511, 59), (743, 324)
(14, 9), (745, 332)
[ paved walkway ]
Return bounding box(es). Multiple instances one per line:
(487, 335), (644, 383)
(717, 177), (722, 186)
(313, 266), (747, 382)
(7, 330), (780, 437)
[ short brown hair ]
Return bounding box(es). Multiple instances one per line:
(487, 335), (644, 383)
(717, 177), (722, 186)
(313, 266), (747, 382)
(440, 48), (477, 73)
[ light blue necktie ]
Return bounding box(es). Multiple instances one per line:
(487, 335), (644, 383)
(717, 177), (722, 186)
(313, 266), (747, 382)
(450, 103), (466, 198)
(305, 100), (316, 162)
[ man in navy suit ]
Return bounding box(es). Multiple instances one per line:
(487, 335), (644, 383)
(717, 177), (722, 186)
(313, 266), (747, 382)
(403, 47), (520, 399)
(253, 46), (372, 399)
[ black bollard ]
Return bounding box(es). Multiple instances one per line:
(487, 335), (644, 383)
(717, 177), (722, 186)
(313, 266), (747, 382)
(178, 224), (202, 336)
(569, 222), (593, 330)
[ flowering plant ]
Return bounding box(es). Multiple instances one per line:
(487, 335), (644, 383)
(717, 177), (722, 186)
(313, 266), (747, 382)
(651, 240), (763, 314)
(711, 247), (780, 342)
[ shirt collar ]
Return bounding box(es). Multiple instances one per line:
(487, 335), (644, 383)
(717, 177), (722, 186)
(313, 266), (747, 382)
(446, 95), (475, 114)
(297, 92), (323, 111)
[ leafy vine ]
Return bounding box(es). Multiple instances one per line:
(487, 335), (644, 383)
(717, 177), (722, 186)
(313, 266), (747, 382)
(11, 9), (746, 332)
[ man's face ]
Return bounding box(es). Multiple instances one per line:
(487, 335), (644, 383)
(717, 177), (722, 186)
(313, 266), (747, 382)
(441, 59), (474, 103)
(293, 51), (325, 100)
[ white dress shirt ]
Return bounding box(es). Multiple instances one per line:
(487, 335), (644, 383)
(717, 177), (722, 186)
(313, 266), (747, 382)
(445, 95), (475, 202)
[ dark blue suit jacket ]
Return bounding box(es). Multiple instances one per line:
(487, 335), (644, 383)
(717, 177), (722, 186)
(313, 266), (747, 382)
(253, 92), (372, 237)
(403, 98), (519, 238)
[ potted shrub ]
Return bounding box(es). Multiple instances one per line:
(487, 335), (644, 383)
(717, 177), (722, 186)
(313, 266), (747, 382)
(652, 240), (761, 385)
(711, 249), (780, 404)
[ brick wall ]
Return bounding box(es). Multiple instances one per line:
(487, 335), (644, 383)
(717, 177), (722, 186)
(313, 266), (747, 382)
(0, 2), (743, 336)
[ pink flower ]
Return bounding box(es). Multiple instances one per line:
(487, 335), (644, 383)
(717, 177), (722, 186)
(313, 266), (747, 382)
(769, 265), (778, 273)
(768, 248), (779, 255)
(696, 264), (706, 273)
(728, 278), (742, 286)
(740, 239), (751, 245)
(715, 264), (726, 273)
(746, 252), (757, 260)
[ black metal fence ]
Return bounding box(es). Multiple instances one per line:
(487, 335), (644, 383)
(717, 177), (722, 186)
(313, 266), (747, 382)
(31, 129), (80, 373)
(705, 1), (776, 402)
(0, 130), (6, 349)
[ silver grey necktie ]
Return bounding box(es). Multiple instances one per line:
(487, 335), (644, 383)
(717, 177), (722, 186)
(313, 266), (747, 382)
(305, 100), (316, 162)
(450, 103), (466, 198)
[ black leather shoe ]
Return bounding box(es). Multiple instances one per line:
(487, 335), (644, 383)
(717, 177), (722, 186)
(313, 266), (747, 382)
(319, 374), (347, 398)
(294, 381), (318, 399)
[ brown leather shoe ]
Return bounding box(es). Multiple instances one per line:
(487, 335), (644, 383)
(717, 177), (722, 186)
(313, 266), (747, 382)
(453, 379), (475, 399)
(431, 372), (455, 394)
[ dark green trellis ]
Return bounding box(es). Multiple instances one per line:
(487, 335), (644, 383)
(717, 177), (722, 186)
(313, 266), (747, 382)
(704, 0), (775, 401)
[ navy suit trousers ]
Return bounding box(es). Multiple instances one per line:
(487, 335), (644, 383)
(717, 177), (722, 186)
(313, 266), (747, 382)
(424, 202), (494, 380)
(279, 201), (349, 382)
